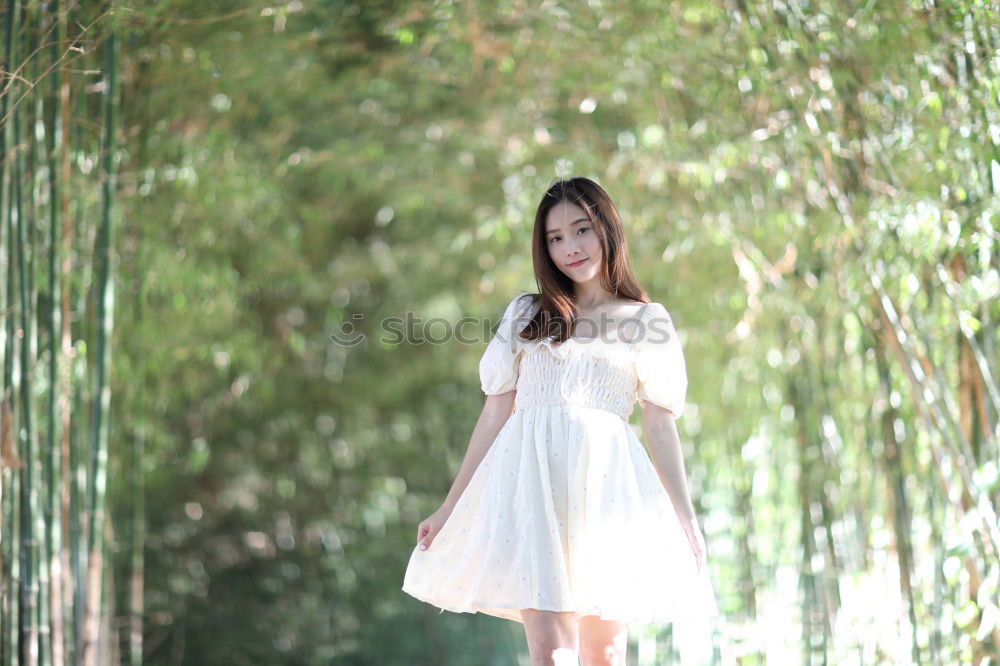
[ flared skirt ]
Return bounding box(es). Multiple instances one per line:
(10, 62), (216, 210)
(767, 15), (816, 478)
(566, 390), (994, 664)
(401, 404), (720, 626)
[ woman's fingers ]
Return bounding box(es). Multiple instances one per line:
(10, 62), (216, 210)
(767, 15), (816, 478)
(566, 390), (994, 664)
(416, 521), (434, 549)
(684, 527), (705, 571)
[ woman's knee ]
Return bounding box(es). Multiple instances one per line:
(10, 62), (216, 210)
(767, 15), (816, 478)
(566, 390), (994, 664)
(579, 643), (625, 666)
(578, 615), (627, 666)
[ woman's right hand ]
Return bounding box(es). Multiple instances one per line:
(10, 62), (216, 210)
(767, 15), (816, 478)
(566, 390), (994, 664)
(415, 505), (452, 551)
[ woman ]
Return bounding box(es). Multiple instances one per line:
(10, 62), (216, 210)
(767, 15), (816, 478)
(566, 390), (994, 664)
(402, 177), (719, 665)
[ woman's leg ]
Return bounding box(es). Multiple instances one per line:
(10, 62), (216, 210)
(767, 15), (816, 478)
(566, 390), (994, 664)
(521, 609), (580, 666)
(578, 615), (627, 666)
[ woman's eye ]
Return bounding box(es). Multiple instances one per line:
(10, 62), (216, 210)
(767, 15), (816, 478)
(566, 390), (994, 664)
(551, 227), (590, 243)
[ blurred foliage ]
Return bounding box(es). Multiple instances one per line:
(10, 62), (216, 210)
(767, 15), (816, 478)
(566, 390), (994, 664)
(2, 0), (997, 664)
(119, 0), (999, 663)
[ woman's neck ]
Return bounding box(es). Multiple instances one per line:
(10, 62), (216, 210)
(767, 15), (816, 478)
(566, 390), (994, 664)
(573, 284), (616, 311)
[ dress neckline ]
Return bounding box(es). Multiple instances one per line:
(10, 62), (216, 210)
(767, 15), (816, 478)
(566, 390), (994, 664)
(561, 301), (652, 343)
(556, 335), (628, 344)
(542, 301), (653, 345)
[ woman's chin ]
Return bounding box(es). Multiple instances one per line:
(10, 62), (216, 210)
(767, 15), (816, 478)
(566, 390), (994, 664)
(567, 272), (599, 284)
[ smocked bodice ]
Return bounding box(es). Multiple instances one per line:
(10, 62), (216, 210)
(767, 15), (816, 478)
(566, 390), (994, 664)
(514, 338), (642, 420)
(479, 292), (689, 421)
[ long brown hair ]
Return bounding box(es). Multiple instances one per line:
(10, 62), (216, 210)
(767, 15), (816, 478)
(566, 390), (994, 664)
(519, 177), (648, 344)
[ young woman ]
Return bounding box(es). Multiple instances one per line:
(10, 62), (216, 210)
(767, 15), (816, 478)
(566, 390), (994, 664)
(402, 177), (719, 665)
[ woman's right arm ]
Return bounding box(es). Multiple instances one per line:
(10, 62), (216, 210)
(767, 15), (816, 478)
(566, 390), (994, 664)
(417, 292), (529, 549)
(438, 390), (516, 514)
(416, 390), (516, 550)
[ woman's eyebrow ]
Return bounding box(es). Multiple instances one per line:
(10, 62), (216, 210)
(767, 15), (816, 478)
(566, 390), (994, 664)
(545, 217), (590, 236)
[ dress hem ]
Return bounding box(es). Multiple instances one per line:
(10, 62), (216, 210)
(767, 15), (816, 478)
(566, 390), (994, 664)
(401, 583), (720, 626)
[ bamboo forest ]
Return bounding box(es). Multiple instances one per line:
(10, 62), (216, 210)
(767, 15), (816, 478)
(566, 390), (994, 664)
(0, 1), (998, 664)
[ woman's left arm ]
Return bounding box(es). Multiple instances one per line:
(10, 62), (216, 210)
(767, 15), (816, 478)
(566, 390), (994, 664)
(640, 401), (707, 570)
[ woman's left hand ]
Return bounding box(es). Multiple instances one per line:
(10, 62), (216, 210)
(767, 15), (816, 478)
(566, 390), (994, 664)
(679, 517), (707, 572)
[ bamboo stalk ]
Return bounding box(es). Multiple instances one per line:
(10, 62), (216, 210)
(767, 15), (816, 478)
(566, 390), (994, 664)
(934, 262), (1000, 424)
(22, 6), (56, 665)
(129, 425), (143, 666)
(12, 4), (40, 664)
(874, 337), (923, 664)
(55, 0), (73, 655)
(869, 271), (1000, 562)
(897, 286), (993, 474)
(870, 270), (1000, 655)
(0, 0), (17, 662)
(44, 0), (65, 662)
(788, 357), (832, 663)
(64, 27), (81, 663)
(869, 287), (998, 655)
(80, 18), (116, 666)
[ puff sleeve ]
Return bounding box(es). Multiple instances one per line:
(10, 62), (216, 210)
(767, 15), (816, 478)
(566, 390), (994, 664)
(479, 292), (533, 395)
(633, 303), (688, 418)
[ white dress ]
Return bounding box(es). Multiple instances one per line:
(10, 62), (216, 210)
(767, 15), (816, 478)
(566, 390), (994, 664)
(401, 292), (721, 626)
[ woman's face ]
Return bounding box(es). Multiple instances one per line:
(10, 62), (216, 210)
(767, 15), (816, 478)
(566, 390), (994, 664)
(544, 200), (603, 284)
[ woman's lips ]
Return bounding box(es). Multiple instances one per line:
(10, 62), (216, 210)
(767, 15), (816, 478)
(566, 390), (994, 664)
(567, 258), (588, 267)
